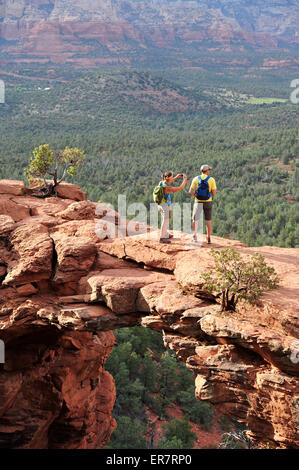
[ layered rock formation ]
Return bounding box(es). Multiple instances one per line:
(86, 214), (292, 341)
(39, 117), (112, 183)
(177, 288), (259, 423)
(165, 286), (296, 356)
(0, 179), (298, 449)
(0, 0), (298, 65)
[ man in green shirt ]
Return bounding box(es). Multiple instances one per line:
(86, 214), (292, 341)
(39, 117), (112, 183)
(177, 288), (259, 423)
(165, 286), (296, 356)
(189, 164), (217, 244)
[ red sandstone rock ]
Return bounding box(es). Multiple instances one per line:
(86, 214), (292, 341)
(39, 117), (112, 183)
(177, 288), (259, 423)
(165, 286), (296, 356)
(3, 223), (53, 285)
(0, 180), (27, 196)
(93, 251), (137, 271)
(50, 219), (99, 242)
(99, 232), (189, 270)
(16, 284), (39, 296)
(9, 195), (74, 217)
(0, 266), (6, 278)
(28, 180), (87, 201)
(51, 232), (97, 283)
(0, 329), (116, 449)
(0, 215), (15, 235)
(200, 314), (299, 375)
(55, 182), (87, 201)
(0, 195), (30, 222)
(0, 180), (298, 449)
(137, 280), (205, 316)
(16, 215), (58, 228)
(1, 5), (297, 67)
(57, 201), (97, 220)
(86, 268), (172, 313)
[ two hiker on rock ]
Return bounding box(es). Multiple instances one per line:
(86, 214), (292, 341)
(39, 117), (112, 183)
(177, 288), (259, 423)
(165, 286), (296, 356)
(154, 165), (217, 244)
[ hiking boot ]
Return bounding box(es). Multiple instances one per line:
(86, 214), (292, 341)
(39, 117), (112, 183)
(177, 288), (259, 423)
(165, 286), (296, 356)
(207, 237), (211, 244)
(166, 233), (174, 239)
(192, 234), (198, 243)
(159, 238), (171, 244)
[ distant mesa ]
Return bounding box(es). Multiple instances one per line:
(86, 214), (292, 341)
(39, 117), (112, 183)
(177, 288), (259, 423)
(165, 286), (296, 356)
(0, 0), (298, 65)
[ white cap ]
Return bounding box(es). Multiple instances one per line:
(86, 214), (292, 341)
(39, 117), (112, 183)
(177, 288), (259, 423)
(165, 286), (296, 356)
(200, 164), (212, 172)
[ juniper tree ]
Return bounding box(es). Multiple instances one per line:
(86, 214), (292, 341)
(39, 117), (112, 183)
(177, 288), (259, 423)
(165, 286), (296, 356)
(24, 144), (85, 196)
(199, 248), (279, 312)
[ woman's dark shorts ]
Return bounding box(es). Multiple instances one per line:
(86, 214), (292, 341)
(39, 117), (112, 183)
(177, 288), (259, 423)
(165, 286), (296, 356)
(192, 201), (213, 222)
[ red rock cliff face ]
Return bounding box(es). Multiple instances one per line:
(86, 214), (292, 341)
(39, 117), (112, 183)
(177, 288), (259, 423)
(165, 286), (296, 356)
(0, 179), (298, 449)
(0, 0), (298, 65)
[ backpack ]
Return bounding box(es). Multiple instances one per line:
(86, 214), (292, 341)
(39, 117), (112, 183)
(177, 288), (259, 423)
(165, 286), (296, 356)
(195, 175), (211, 200)
(153, 181), (164, 204)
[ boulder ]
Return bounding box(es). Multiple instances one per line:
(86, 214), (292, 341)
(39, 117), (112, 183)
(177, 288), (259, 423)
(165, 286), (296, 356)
(0, 196), (30, 222)
(16, 284), (39, 296)
(0, 215), (15, 235)
(51, 232), (97, 283)
(200, 314), (299, 375)
(16, 215), (57, 228)
(0, 180), (27, 196)
(55, 182), (87, 201)
(50, 220), (99, 242)
(57, 201), (97, 220)
(29, 180), (87, 201)
(174, 250), (214, 289)
(95, 203), (120, 224)
(3, 224), (53, 285)
(86, 268), (172, 313)
(137, 281), (207, 316)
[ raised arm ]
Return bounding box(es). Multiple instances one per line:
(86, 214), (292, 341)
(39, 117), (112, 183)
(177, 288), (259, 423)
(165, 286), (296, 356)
(173, 173), (184, 181)
(164, 174), (187, 193)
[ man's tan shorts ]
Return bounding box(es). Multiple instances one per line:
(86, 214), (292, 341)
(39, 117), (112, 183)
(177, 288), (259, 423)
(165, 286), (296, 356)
(192, 201), (213, 222)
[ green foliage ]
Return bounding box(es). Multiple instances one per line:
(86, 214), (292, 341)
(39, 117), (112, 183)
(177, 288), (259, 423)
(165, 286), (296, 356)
(176, 386), (214, 430)
(104, 416), (147, 449)
(24, 144), (55, 184)
(105, 327), (214, 449)
(158, 437), (185, 449)
(200, 247), (280, 311)
(1, 67), (298, 248)
(24, 144), (85, 187)
(158, 419), (198, 449)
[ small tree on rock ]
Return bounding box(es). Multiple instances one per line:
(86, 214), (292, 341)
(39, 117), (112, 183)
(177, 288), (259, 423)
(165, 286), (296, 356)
(24, 144), (85, 196)
(199, 248), (280, 312)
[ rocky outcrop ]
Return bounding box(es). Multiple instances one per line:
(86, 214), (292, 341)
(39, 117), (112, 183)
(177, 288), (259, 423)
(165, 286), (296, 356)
(0, 179), (298, 449)
(0, 1), (298, 65)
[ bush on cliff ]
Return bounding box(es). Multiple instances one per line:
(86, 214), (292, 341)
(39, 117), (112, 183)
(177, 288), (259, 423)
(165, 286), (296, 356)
(200, 248), (280, 311)
(24, 144), (85, 196)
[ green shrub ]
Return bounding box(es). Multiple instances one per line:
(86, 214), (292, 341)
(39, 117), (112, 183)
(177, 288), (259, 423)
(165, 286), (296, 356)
(200, 248), (280, 311)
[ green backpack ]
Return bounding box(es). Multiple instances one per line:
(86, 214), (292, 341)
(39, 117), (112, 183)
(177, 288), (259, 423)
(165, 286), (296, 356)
(153, 181), (164, 204)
